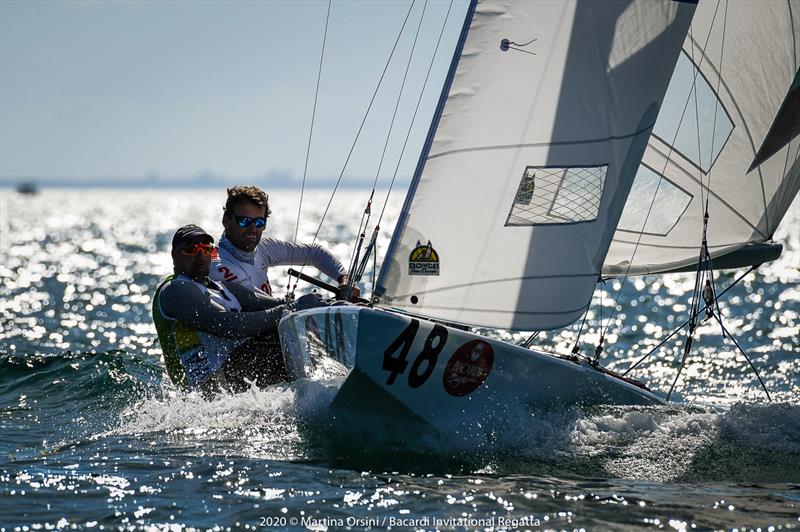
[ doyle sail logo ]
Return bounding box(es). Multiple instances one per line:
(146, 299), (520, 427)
(409, 240), (440, 276)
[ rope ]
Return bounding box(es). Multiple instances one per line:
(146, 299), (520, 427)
(289, 0), (331, 295)
(293, 0), (417, 286)
(508, 37), (537, 47)
(501, 37), (537, 55)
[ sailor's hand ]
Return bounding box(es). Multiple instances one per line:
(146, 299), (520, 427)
(289, 292), (327, 312)
(347, 285), (361, 301)
(336, 274), (361, 302)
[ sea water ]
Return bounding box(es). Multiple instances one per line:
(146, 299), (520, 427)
(0, 188), (797, 530)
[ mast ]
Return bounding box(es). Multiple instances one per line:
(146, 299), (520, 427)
(374, 0), (479, 298)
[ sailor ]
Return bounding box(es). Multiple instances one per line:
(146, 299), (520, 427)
(211, 185), (358, 299)
(152, 224), (326, 393)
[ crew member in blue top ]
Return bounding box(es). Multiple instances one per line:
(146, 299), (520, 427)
(152, 224), (325, 393)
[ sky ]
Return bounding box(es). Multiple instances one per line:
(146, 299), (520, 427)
(0, 0), (470, 185)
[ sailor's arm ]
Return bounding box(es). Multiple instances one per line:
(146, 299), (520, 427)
(159, 280), (286, 338)
(260, 238), (346, 281)
(260, 238), (360, 298)
(223, 281), (284, 311)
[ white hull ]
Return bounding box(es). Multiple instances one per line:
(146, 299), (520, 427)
(279, 307), (661, 433)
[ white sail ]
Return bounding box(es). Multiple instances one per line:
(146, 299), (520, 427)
(605, 0), (800, 275)
(375, 0), (696, 330)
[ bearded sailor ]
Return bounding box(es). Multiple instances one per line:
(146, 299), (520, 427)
(152, 224), (326, 392)
(212, 185), (358, 299)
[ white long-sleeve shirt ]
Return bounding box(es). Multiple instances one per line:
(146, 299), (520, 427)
(211, 236), (346, 296)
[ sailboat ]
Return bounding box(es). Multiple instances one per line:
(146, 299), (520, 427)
(278, 0), (799, 433)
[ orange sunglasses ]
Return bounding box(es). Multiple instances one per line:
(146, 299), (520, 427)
(181, 243), (214, 256)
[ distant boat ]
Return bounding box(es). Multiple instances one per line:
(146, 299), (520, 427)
(16, 182), (38, 195)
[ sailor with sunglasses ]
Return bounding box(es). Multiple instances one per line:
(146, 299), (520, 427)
(152, 224), (326, 392)
(211, 185), (357, 299)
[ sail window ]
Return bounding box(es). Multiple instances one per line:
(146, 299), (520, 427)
(617, 164), (692, 236)
(506, 165), (607, 226)
(652, 52), (733, 173)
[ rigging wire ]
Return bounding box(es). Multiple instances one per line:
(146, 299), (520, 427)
(667, 23), (714, 401)
(289, 0), (332, 295)
(598, 0), (723, 339)
(371, 0), (429, 194)
(667, 5), (768, 402)
(690, 28), (706, 210)
(521, 330), (541, 349)
(376, 0), (455, 230)
(694, 1), (728, 325)
(593, 280), (605, 363)
(622, 264), (756, 376)
(348, 0), (455, 302)
(569, 305), (590, 356)
(712, 316), (772, 401)
(344, 0), (430, 301)
(618, 7), (772, 401)
(593, 1), (771, 398)
(292, 0), (418, 288)
(704, 0), (727, 210)
(370, 237), (378, 296)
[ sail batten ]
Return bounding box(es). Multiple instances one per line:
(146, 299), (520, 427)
(377, 0), (696, 330)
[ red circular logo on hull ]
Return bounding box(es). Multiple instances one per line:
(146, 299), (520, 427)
(442, 340), (494, 396)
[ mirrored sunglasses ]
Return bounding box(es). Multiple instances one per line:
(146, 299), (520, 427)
(234, 215), (267, 228)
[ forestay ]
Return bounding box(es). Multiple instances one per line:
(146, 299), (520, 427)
(376, 0), (696, 330)
(606, 0), (800, 275)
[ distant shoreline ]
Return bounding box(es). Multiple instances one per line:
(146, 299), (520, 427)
(0, 179), (404, 190)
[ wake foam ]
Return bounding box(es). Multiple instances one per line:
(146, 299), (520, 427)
(114, 375), (799, 481)
(114, 377), (344, 460)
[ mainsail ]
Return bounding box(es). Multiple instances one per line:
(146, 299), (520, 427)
(606, 0), (800, 275)
(375, 0), (696, 330)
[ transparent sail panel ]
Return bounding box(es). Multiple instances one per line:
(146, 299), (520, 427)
(653, 52), (733, 173)
(506, 165), (608, 226)
(617, 164), (692, 236)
